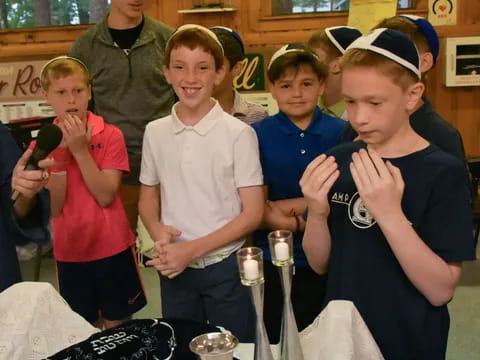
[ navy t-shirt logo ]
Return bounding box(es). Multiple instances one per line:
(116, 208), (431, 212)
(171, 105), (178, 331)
(348, 192), (376, 229)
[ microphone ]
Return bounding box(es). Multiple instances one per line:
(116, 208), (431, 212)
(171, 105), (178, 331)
(11, 123), (63, 202)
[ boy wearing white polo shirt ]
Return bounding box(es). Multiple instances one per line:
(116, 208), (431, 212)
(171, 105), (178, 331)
(138, 25), (263, 342)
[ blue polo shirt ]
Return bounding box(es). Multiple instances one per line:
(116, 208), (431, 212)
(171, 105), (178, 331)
(251, 107), (346, 266)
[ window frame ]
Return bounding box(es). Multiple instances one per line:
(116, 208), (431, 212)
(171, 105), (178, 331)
(248, 0), (427, 33)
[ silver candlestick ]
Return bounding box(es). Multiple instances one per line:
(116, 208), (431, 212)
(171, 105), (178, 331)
(236, 247), (274, 360)
(268, 230), (304, 360)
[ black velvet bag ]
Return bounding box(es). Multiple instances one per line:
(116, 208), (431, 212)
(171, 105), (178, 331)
(44, 318), (221, 360)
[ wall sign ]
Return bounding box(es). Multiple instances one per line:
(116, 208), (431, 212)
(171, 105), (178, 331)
(234, 53), (265, 91)
(0, 60), (54, 123)
(429, 0), (457, 26)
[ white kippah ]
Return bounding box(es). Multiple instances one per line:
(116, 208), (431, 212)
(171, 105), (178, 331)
(167, 24), (224, 55)
(346, 28), (421, 79)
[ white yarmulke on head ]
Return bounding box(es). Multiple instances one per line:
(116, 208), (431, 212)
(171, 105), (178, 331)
(167, 24), (224, 55)
(41, 56), (88, 78)
(40, 56), (90, 90)
(268, 44), (313, 70)
(345, 28), (421, 79)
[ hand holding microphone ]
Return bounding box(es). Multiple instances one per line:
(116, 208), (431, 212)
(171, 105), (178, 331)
(11, 123), (63, 202)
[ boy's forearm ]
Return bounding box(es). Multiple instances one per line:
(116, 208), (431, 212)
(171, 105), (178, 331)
(189, 207), (263, 259)
(73, 149), (119, 207)
(379, 212), (462, 306)
(13, 195), (36, 219)
(138, 184), (161, 240)
(302, 215), (331, 274)
(46, 172), (67, 217)
(273, 197), (307, 216)
(262, 197), (307, 231)
(188, 186), (263, 258)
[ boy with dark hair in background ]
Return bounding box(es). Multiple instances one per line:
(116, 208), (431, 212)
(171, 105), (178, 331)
(210, 26), (268, 125)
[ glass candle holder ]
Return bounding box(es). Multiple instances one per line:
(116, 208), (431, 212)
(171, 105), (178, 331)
(236, 247), (264, 286)
(268, 230), (294, 267)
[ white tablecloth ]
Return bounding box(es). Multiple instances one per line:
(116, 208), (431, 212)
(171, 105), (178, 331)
(0, 282), (99, 360)
(235, 300), (384, 360)
(0, 283), (383, 360)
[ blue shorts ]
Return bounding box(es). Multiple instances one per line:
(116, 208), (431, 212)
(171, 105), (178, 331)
(160, 252), (255, 343)
(56, 247), (146, 323)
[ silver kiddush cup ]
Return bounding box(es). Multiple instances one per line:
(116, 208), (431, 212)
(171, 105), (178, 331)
(189, 332), (238, 360)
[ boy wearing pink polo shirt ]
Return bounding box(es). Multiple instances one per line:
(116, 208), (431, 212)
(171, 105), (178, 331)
(42, 56), (146, 329)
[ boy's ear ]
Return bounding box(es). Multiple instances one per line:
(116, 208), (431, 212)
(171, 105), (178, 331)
(268, 81), (278, 101)
(419, 52), (434, 73)
(317, 79), (326, 97)
(214, 63), (227, 86)
(329, 58), (341, 75)
(87, 84), (92, 101)
(231, 60), (244, 77)
(406, 82), (425, 112)
(163, 65), (172, 84)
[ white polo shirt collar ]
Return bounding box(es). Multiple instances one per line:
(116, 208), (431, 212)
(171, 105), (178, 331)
(171, 99), (223, 136)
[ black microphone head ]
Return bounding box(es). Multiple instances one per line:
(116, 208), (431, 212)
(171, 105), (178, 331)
(36, 123), (63, 153)
(24, 123), (63, 170)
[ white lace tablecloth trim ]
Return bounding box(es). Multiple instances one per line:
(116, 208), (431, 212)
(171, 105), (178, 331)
(0, 282), (99, 360)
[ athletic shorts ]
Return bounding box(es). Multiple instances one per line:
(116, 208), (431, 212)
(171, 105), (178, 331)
(56, 247), (147, 323)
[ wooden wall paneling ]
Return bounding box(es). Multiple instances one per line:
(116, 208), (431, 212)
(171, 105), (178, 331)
(0, 26), (87, 61)
(0, 0), (478, 154)
(143, 0), (177, 27)
(458, 0), (480, 26)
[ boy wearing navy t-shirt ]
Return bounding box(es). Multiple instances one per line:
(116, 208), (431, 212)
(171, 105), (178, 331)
(252, 44), (345, 343)
(301, 29), (475, 359)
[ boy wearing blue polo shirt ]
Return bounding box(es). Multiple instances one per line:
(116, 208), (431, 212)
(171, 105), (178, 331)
(252, 44), (346, 343)
(139, 25), (263, 342)
(301, 29), (475, 359)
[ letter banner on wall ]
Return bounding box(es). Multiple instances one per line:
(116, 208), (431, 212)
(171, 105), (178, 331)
(234, 53), (265, 91)
(0, 60), (54, 123)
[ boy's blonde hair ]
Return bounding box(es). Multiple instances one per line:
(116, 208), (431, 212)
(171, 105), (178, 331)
(340, 49), (418, 91)
(41, 56), (90, 90)
(374, 17), (430, 58)
(308, 26), (362, 63)
(308, 31), (342, 62)
(165, 26), (224, 71)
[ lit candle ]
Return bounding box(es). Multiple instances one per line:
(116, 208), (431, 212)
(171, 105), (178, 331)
(274, 241), (290, 261)
(243, 257), (259, 280)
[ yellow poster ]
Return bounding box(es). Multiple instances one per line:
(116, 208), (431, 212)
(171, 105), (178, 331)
(428, 0), (457, 26)
(347, 0), (398, 34)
